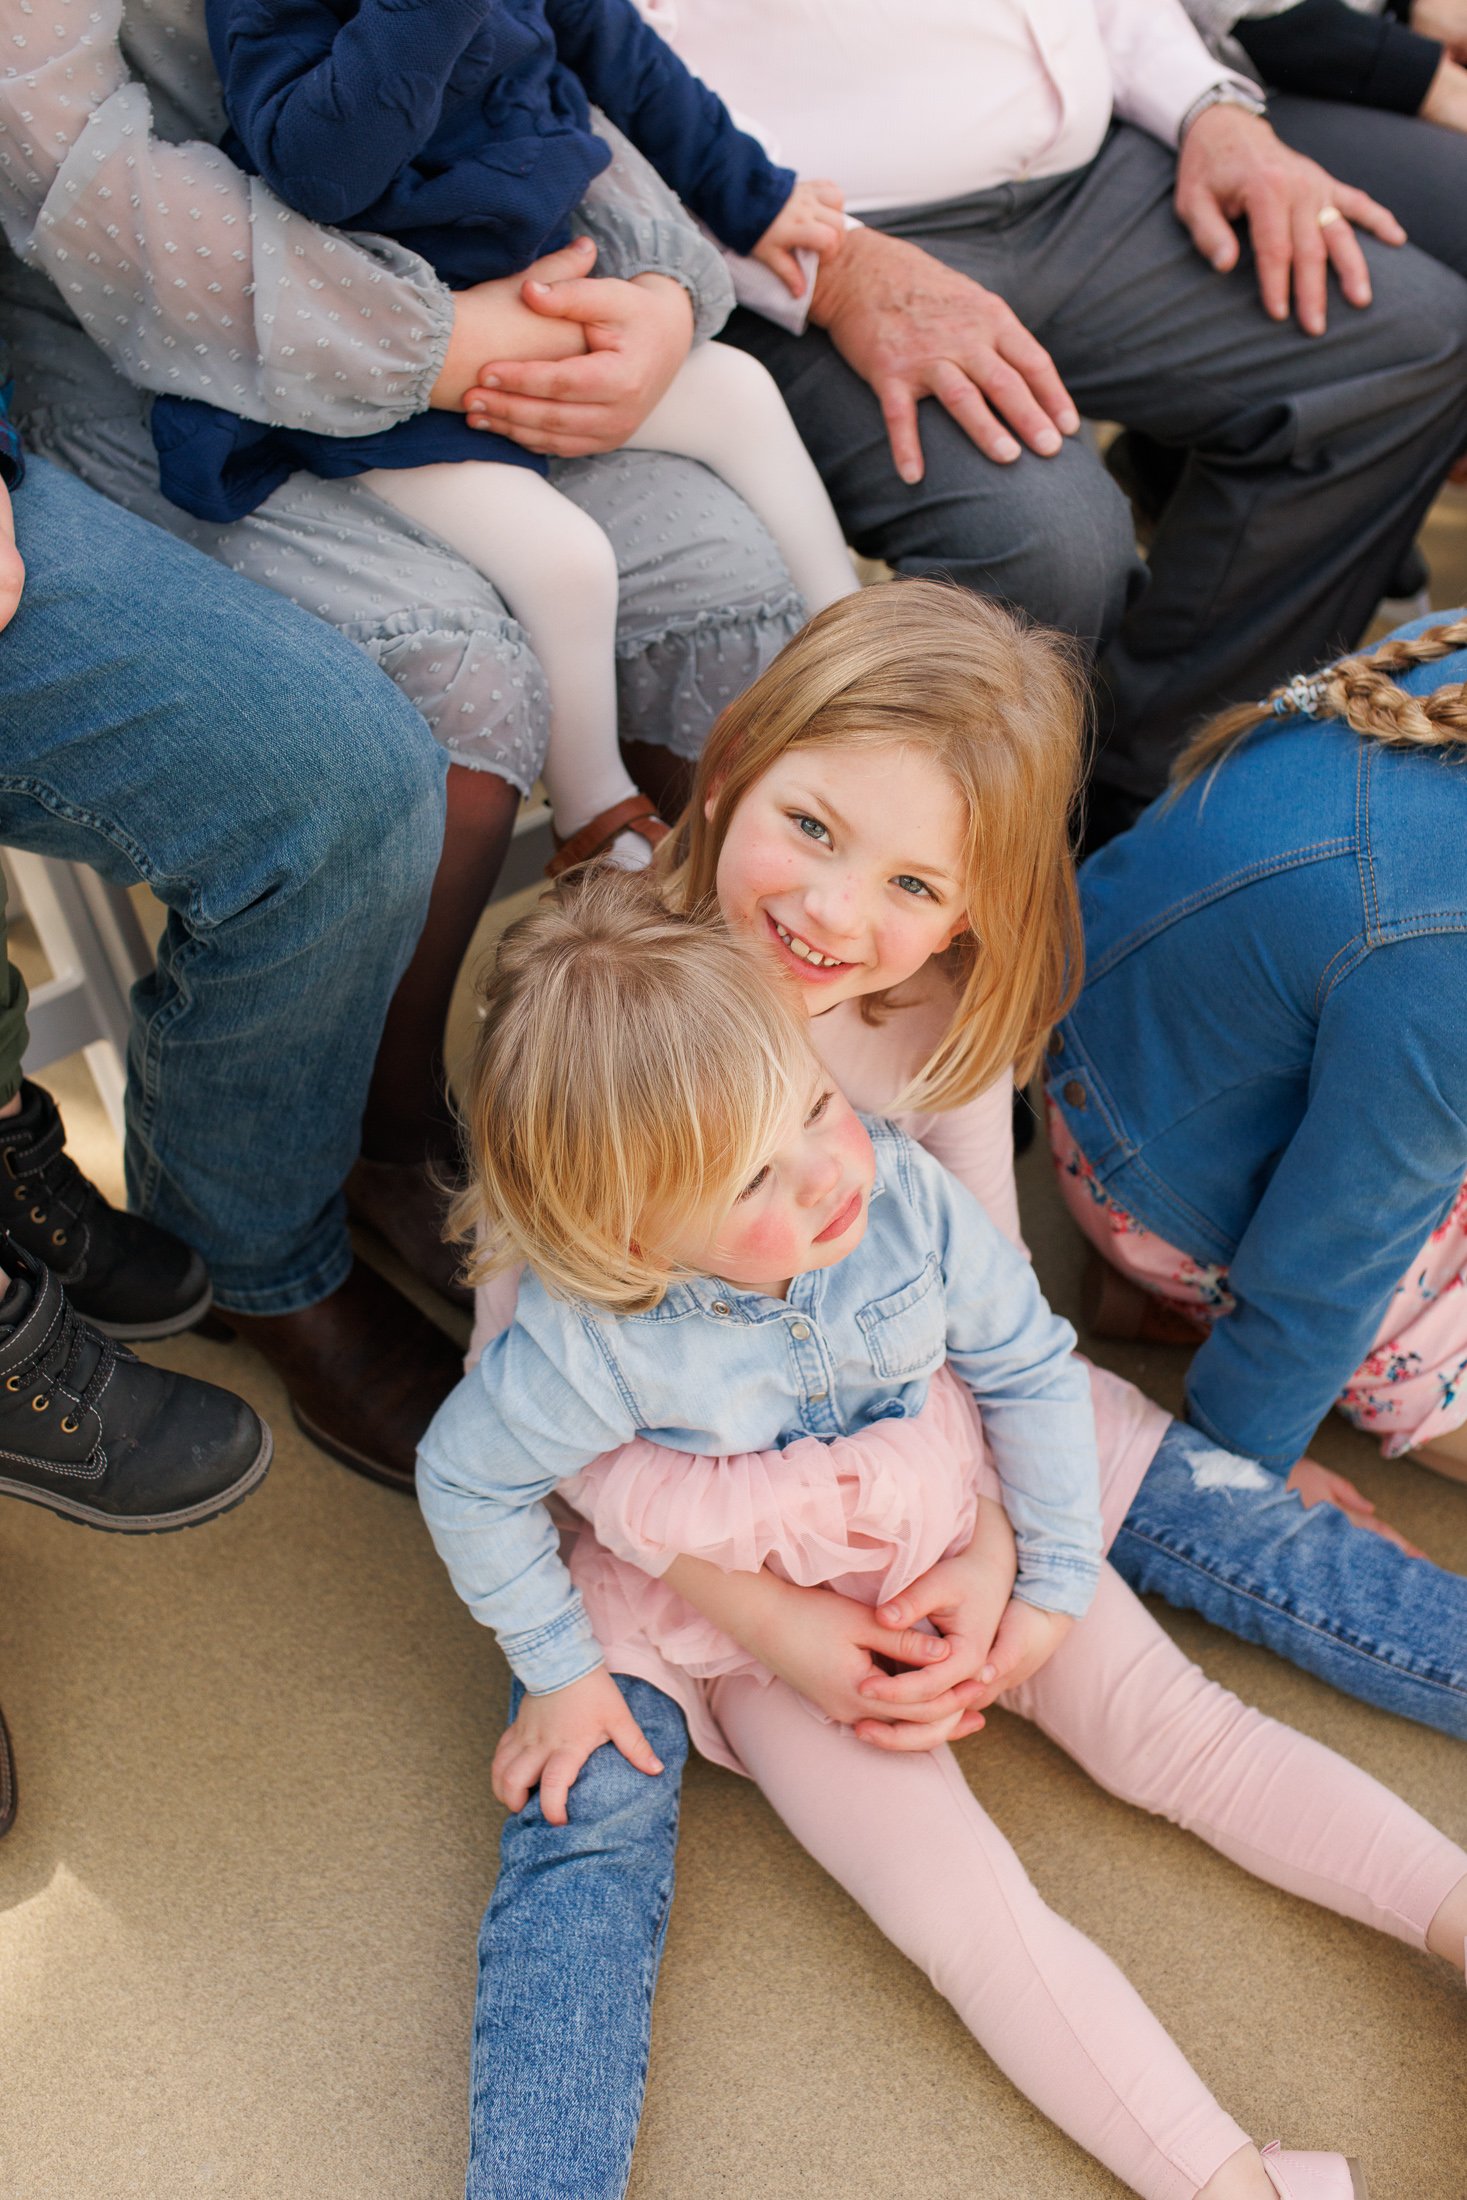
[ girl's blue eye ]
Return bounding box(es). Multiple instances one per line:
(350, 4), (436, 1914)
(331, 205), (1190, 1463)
(792, 812), (831, 844)
(894, 874), (935, 899)
(739, 1165), (770, 1201)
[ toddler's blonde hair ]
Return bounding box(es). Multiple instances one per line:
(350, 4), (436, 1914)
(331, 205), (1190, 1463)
(658, 579), (1087, 1112)
(1173, 615), (1467, 790)
(451, 869), (815, 1313)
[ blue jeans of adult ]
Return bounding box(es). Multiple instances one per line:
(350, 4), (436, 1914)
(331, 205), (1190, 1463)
(1, 459), (446, 1313)
(470, 1421), (1466, 2199)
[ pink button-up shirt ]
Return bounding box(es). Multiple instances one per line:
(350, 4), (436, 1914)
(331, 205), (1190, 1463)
(640, 0), (1239, 213)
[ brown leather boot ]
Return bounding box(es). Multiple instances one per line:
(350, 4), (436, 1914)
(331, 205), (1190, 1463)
(346, 1154), (471, 1310)
(214, 1262), (461, 1493)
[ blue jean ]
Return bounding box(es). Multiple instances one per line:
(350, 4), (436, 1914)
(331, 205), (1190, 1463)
(1113, 1420), (1467, 1739)
(467, 1676), (689, 2200)
(1, 459), (446, 1313)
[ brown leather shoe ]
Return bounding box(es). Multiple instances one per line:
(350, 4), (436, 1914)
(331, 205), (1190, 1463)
(0, 1699), (14, 1839)
(214, 1262), (461, 1493)
(346, 1154), (471, 1310)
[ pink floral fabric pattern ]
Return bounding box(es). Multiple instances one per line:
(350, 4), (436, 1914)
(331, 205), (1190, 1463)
(1047, 1098), (1467, 1458)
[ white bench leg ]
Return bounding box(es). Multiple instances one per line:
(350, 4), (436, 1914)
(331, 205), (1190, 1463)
(4, 853), (152, 1143)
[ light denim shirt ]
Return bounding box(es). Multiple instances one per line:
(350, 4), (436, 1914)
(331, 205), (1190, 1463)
(418, 1120), (1102, 1693)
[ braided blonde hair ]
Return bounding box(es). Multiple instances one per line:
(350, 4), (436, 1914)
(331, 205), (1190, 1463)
(1172, 616), (1467, 791)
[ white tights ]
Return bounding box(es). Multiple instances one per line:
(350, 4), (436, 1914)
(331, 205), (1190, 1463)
(361, 343), (855, 854)
(710, 1563), (1467, 2200)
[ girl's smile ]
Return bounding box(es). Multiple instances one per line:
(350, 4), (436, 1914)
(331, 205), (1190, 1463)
(715, 743), (970, 1012)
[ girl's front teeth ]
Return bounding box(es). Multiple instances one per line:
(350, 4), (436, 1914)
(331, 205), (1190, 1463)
(774, 920), (843, 968)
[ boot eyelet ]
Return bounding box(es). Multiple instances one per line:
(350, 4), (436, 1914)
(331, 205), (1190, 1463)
(60, 1415), (78, 1434)
(11, 1184), (25, 1201)
(4, 1375), (19, 1392)
(51, 1230), (66, 1248)
(28, 1206), (45, 1225)
(30, 1394), (48, 1412)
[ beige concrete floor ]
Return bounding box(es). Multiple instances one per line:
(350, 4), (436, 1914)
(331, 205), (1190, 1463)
(3, 495), (1467, 2199)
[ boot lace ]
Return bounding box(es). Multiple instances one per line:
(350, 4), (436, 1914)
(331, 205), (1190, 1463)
(1, 1110), (95, 1255)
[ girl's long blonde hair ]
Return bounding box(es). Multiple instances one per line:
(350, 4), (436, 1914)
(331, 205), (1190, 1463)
(1172, 616), (1467, 790)
(449, 869), (815, 1314)
(658, 580), (1088, 1113)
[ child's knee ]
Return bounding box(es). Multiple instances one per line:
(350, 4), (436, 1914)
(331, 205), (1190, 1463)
(682, 341), (789, 430)
(535, 496), (619, 603)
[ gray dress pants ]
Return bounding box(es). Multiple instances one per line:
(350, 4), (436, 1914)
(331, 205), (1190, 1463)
(726, 116), (1467, 803)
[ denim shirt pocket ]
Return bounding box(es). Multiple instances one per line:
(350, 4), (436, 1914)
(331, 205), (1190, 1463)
(856, 1255), (945, 1380)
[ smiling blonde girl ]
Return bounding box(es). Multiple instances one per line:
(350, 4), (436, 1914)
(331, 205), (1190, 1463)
(421, 868), (1467, 2200)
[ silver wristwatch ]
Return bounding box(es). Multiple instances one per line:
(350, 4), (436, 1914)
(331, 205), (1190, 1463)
(1179, 80), (1269, 139)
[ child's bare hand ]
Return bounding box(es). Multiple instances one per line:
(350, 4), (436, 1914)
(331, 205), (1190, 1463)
(752, 1579), (982, 1742)
(0, 479), (24, 636)
(971, 1597), (1075, 1710)
(753, 178), (846, 298)
(492, 1666), (664, 1826)
(852, 1497), (1015, 1748)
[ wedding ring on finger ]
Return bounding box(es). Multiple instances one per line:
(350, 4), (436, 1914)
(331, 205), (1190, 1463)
(1317, 205), (1342, 230)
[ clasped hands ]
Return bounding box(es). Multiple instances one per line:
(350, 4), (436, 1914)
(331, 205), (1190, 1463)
(432, 177), (843, 459)
(493, 1498), (1074, 1828)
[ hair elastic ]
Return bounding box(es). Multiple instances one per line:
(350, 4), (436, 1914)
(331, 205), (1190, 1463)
(1270, 672), (1328, 719)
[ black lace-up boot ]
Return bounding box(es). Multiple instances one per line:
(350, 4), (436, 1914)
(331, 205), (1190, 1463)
(0, 1242), (270, 1531)
(0, 1081), (210, 1338)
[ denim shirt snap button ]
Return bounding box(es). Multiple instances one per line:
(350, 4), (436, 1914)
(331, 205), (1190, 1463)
(1048, 1029), (1064, 1056)
(1063, 1079), (1087, 1108)
(712, 1300), (731, 1317)
(790, 1320), (811, 1340)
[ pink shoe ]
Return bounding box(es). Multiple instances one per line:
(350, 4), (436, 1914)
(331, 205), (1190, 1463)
(1260, 2141), (1368, 2198)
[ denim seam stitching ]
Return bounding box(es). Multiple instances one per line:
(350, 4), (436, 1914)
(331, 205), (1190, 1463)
(1120, 1525), (1467, 1694)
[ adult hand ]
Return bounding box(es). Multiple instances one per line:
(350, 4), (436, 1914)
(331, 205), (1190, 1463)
(1174, 104), (1405, 337)
(461, 269), (695, 456)
(1412, 0), (1467, 62)
(429, 237), (597, 411)
(808, 224), (1081, 486)
(0, 479), (23, 636)
(1286, 1457), (1426, 1558)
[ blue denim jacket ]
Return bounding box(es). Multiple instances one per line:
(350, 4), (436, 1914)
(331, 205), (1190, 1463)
(1050, 616), (1467, 1469)
(418, 1121), (1102, 1693)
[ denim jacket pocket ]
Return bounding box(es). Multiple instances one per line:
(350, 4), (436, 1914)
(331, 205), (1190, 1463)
(857, 1255), (945, 1380)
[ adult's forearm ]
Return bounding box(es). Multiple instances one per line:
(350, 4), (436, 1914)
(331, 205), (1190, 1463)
(0, 0), (454, 431)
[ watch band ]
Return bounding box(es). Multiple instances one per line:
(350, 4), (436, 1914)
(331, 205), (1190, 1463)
(1179, 80), (1269, 139)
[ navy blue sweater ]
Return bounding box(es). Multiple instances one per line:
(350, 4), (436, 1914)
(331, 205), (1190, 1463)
(153, 0), (794, 521)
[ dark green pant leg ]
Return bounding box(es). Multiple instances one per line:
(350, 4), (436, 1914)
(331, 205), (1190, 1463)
(0, 874), (29, 1107)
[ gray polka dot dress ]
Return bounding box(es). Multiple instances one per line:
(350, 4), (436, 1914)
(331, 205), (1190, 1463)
(0, 0), (802, 784)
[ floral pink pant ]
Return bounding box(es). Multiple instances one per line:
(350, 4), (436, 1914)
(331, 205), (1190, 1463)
(1048, 1097), (1467, 1456)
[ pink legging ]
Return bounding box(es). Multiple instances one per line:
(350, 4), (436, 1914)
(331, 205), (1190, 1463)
(710, 1565), (1465, 2200)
